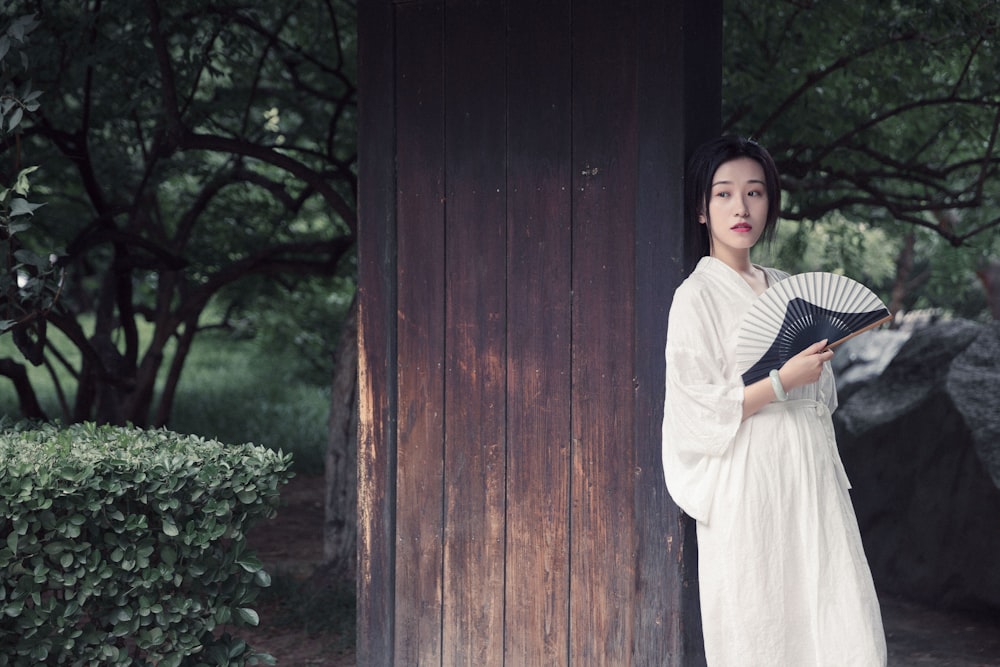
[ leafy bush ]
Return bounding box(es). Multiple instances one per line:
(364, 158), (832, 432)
(0, 422), (292, 666)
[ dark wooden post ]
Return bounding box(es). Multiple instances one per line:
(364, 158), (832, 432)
(357, 1), (721, 664)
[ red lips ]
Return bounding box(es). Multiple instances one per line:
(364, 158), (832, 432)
(731, 221), (753, 232)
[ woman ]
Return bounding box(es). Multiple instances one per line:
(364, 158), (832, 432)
(661, 135), (887, 666)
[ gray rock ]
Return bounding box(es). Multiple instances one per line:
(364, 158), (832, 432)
(836, 319), (981, 437)
(832, 329), (911, 401)
(834, 319), (1000, 611)
(947, 322), (1000, 489)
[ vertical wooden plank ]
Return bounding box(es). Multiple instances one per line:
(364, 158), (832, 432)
(571, 1), (639, 663)
(505, 0), (573, 663)
(356, 0), (395, 664)
(631, 0), (682, 661)
(682, 0), (723, 274)
(394, 3), (446, 664)
(441, 2), (508, 664)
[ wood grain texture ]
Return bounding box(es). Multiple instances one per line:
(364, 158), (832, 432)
(356, 0), (396, 664)
(440, 2), (508, 665)
(394, 3), (446, 664)
(570, 1), (639, 662)
(504, 0), (573, 663)
(357, 1), (722, 663)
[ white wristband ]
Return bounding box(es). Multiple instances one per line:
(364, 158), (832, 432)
(769, 369), (788, 402)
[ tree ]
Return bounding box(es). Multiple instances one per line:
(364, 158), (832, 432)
(0, 0), (358, 425)
(1, 13), (65, 419)
(724, 0), (1000, 318)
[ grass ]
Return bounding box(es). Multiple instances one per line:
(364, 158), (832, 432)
(167, 331), (330, 475)
(0, 324), (330, 475)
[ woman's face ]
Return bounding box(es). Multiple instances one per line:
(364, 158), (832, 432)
(700, 157), (769, 257)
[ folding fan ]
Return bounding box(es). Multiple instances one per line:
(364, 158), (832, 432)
(736, 272), (892, 386)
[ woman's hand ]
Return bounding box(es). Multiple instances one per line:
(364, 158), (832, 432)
(778, 339), (834, 392)
(743, 339), (834, 420)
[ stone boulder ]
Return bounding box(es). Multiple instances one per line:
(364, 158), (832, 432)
(831, 328), (911, 402)
(833, 319), (1000, 611)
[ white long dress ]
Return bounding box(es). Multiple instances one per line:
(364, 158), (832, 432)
(661, 256), (887, 667)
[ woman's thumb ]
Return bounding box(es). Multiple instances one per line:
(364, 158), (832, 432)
(804, 338), (829, 354)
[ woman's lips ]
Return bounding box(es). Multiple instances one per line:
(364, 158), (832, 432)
(731, 221), (753, 232)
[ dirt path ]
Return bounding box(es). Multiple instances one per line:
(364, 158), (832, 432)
(243, 475), (1000, 666)
(883, 593), (1000, 666)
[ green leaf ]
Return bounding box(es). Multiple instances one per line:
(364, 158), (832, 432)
(14, 249), (47, 269)
(235, 553), (263, 573)
(9, 197), (43, 217)
(139, 626), (164, 646)
(235, 607), (259, 626)
(158, 654), (183, 667)
(228, 637), (249, 657)
(6, 220), (32, 235)
(236, 488), (258, 503)
(161, 518), (179, 537)
(43, 541), (66, 556)
(160, 545), (177, 566)
(6, 106), (22, 132)
(3, 598), (24, 617)
(8, 15), (40, 42)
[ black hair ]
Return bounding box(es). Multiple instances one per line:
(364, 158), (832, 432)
(685, 135), (781, 258)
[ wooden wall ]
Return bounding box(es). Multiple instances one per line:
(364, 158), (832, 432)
(357, 1), (721, 664)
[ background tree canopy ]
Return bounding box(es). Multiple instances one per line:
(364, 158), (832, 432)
(724, 0), (1000, 320)
(0, 0), (357, 425)
(1, 0), (997, 430)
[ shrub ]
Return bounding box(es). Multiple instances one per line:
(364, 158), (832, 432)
(0, 422), (292, 666)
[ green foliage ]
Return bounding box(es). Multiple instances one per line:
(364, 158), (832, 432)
(167, 328), (330, 473)
(0, 15), (41, 134)
(0, 315), (331, 474)
(0, 0), (358, 424)
(0, 13), (63, 337)
(0, 421), (292, 666)
(755, 217), (899, 293)
(726, 0), (1000, 318)
(219, 271), (356, 387)
(754, 215), (995, 320)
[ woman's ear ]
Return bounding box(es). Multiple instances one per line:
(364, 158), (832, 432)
(698, 212), (707, 224)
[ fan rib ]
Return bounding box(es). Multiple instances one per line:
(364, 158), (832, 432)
(736, 272), (892, 386)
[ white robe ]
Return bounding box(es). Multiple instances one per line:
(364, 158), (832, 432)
(661, 256), (887, 667)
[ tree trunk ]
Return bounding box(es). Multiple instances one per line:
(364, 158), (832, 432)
(324, 294), (359, 581)
(0, 358), (47, 420)
(977, 261), (1000, 320)
(888, 230), (916, 325)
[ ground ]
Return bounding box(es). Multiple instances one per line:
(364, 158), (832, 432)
(241, 475), (1000, 666)
(237, 474), (354, 667)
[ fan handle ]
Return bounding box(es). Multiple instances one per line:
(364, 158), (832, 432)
(823, 314), (894, 351)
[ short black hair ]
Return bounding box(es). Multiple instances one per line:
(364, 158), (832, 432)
(685, 135), (781, 258)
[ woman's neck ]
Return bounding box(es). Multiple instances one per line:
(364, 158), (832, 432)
(711, 249), (767, 294)
(710, 248), (753, 274)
